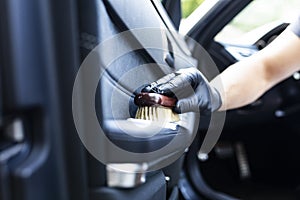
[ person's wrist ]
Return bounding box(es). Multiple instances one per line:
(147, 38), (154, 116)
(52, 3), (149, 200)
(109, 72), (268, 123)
(211, 86), (223, 112)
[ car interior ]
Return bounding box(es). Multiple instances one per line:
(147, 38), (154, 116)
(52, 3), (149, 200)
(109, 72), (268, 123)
(1, 0), (300, 200)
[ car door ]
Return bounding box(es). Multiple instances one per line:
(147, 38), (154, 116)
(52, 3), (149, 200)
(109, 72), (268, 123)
(0, 0), (202, 200)
(78, 0), (203, 199)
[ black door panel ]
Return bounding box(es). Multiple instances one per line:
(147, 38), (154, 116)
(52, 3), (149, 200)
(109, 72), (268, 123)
(78, 0), (199, 199)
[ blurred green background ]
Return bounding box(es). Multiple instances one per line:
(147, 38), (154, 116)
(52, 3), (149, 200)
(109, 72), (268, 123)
(181, 0), (204, 18)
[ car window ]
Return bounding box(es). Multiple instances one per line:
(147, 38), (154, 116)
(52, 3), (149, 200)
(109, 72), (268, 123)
(215, 0), (300, 45)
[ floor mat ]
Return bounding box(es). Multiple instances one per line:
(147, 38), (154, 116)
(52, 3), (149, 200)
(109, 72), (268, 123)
(199, 141), (300, 200)
(216, 182), (300, 200)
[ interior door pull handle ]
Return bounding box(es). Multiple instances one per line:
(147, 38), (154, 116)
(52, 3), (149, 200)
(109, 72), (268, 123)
(164, 53), (174, 68)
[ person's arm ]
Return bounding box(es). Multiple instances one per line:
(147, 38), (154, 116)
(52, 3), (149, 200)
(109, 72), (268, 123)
(211, 29), (300, 111)
(140, 26), (300, 114)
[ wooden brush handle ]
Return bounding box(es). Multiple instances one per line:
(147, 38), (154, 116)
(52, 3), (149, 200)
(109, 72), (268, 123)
(134, 93), (177, 108)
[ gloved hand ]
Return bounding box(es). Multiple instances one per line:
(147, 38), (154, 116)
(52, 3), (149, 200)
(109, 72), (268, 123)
(142, 68), (222, 115)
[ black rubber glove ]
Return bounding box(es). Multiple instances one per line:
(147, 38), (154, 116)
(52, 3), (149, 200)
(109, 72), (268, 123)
(142, 68), (222, 115)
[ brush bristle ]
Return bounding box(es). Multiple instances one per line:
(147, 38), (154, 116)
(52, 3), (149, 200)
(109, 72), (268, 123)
(135, 106), (179, 122)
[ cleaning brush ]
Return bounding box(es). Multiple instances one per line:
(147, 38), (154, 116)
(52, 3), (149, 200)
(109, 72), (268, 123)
(134, 93), (179, 122)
